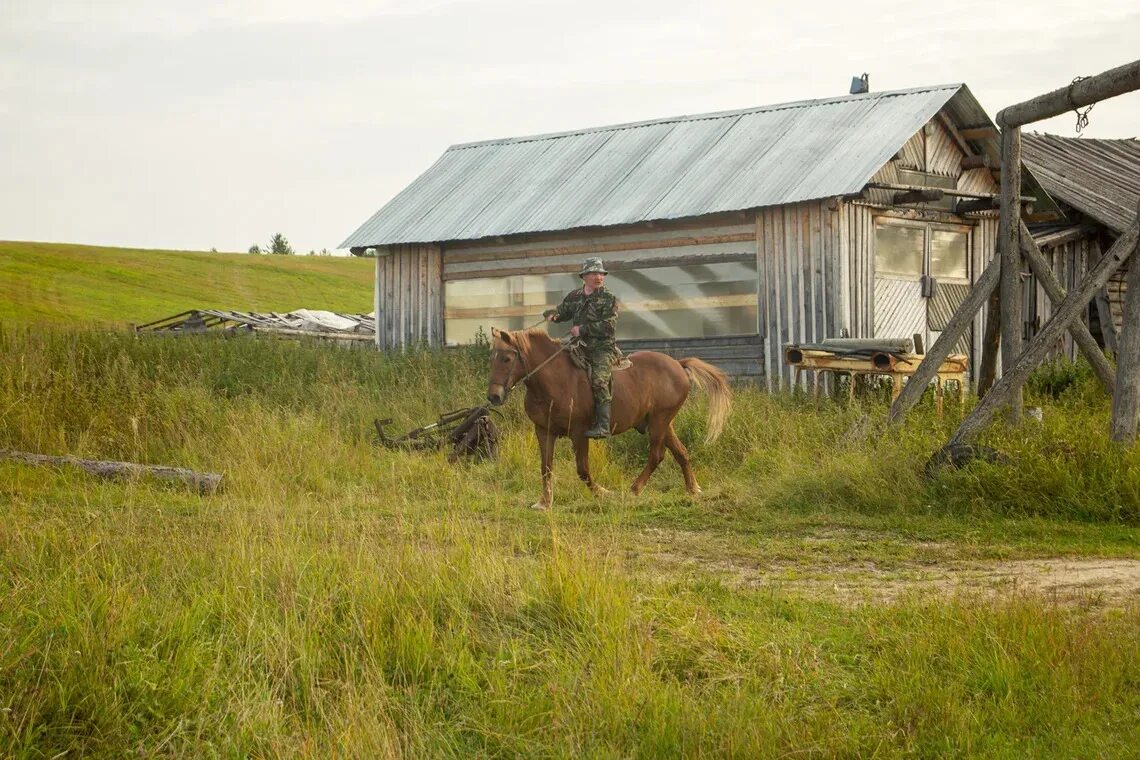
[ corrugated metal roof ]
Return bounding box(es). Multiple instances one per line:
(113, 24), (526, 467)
(342, 84), (976, 248)
(1022, 133), (1140, 235)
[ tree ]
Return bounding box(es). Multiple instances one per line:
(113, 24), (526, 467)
(267, 233), (294, 255)
(248, 244), (262, 255)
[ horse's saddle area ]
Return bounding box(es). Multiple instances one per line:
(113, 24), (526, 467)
(567, 338), (633, 379)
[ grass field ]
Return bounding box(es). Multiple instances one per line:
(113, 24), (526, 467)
(0, 241), (373, 328)
(1, 327), (1137, 758)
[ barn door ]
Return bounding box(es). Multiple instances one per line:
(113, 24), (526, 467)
(873, 220), (971, 354)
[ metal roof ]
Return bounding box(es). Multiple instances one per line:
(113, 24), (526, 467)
(1022, 133), (1140, 235)
(342, 84), (985, 248)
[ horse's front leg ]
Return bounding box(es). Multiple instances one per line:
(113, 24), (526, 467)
(531, 425), (556, 510)
(573, 433), (609, 497)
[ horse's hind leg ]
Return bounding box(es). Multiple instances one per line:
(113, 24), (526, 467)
(630, 417), (669, 495)
(572, 434), (609, 497)
(664, 423), (700, 495)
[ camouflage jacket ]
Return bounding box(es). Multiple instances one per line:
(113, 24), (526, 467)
(545, 287), (618, 346)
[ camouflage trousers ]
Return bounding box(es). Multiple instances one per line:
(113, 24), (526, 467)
(585, 345), (613, 405)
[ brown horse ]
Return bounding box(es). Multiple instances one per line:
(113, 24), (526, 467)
(486, 328), (731, 510)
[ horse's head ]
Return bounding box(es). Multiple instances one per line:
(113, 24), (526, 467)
(486, 327), (526, 406)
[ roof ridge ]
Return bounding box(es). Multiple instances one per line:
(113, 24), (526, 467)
(448, 83), (965, 151)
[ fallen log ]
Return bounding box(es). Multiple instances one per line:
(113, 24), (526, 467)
(0, 449), (223, 494)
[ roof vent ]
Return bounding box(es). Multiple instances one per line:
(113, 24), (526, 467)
(849, 73), (869, 95)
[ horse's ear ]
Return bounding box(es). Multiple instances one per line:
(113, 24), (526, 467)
(496, 328), (513, 345)
(490, 326), (501, 339)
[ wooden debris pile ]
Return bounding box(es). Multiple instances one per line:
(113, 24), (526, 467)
(374, 406), (501, 463)
(135, 309), (376, 341)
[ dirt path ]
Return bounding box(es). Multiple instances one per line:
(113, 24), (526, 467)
(633, 530), (1140, 605)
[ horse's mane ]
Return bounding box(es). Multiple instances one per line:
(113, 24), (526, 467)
(511, 328), (558, 356)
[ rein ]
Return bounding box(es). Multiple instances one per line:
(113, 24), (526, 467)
(515, 340), (569, 385)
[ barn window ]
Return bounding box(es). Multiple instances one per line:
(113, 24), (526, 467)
(443, 260), (758, 345)
(896, 169), (957, 211)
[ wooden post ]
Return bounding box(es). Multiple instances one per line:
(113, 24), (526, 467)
(374, 250), (383, 349)
(948, 220), (1139, 446)
(996, 59), (1140, 127)
(977, 287), (1002, 397)
(1018, 220), (1115, 394)
(1110, 204), (1140, 441)
(888, 254), (1001, 424)
(1095, 288), (1120, 354)
(998, 125), (1024, 421)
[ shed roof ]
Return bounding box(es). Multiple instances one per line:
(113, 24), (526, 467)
(342, 84), (994, 248)
(1022, 133), (1140, 235)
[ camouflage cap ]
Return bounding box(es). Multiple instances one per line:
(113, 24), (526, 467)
(579, 257), (608, 277)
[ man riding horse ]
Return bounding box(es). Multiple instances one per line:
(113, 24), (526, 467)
(543, 257), (619, 439)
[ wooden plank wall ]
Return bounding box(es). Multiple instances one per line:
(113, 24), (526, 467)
(1029, 234), (1101, 361)
(758, 201), (841, 390)
(374, 244), (442, 349)
(443, 214), (765, 380)
(971, 217), (999, 381)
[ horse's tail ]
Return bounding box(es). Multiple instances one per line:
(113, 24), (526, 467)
(680, 358), (732, 443)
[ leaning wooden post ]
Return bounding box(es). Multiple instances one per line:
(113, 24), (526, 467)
(977, 287), (1002, 397)
(888, 254), (1002, 424)
(948, 220), (1140, 446)
(1019, 220), (1115, 394)
(1110, 203), (1140, 441)
(997, 123), (1024, 421)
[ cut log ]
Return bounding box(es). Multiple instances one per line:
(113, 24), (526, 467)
(893, 189), (944, 205)
(1018, 220), (1115, 394)
(949, 218), (1139, 446)
(0, 449), (223, 494)
(956, 197), (998, 215)
(960, 126), (999, 141)
(821, 337), (914, 353)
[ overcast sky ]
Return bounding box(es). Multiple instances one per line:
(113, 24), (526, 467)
(3, 0), (1138, 254)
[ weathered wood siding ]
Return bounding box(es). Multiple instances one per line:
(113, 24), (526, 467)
(758, 201), (842, 389)
(373, 244), (443, 349)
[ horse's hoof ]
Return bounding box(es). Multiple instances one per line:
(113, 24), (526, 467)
(592, 486), (611, 497)
(629, 484), (643, 496)
(528, 501), (550, 511)
(687, 485), (703, 497)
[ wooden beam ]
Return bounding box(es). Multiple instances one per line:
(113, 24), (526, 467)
(1095, 287), (1120, 354)
(947, 218), (1139, 445)
(1019, 220), (1115, 394)
(443, 251), (755, 281)
(998, 126), (1024, 421)
(1111, 203), (1140, 441)
(956, 197), (998, 215)
(960, 126), (999, 141)
(888, 254), (1002, 424)
(997, 59), (1140, 127)
(977, 287), (1002, 397)
(865, 182), (1034, 202)
(893, 189), (944, 205)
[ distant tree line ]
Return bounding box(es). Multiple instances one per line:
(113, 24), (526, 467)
(247, 234), (330, 256)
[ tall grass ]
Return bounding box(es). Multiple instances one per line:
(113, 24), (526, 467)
(1, 327), (1139, 757)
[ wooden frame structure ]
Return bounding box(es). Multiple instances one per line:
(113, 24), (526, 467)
(889, 59), (1140, 443)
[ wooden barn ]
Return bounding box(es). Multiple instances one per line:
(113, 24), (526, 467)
(1022, 133), (1140, 359)
(342, 84), (1056, 388)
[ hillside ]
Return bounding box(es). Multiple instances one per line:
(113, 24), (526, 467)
(0, 240), (373, 328)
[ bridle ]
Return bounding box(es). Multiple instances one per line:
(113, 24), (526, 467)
(492, 338), (569, 398)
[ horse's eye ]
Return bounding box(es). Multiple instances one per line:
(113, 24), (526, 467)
(500, 356), (510, 363)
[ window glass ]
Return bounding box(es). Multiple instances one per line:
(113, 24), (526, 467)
(897, 169), (956, 210)
(930, 230), (969, 279)
(443, 261), (757, 344)
(874, 224), (924, 277)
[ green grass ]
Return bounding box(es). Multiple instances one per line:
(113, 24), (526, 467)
(0, 240), (373, 328)
(1, 328), (1138, 758)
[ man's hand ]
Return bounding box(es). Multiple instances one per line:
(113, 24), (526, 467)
(543, 310), (556, 322)
(570, 326), (580, 337)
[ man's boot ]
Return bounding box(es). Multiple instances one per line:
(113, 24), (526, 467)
(584, 400), (611, 439)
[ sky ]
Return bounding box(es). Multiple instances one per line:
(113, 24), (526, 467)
(2, 0), (1138, 254)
